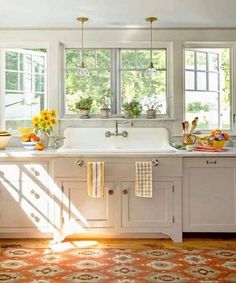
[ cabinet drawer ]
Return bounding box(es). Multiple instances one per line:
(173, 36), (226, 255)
(0, 162), (48, 182)
(183, 157), (236, 168)
(53, 157), (182, 178)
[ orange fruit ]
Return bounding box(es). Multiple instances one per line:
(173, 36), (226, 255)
(35, 142), (44, 151)
(21, 134), (30, 142)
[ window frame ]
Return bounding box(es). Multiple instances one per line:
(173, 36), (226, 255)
(61, 41), (174, 120)
(183, 42), (234, 133)
(0, 42), (49, 134)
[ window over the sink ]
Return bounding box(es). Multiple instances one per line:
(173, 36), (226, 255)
(63, 47), (170, 117)
(184, 46), (231, 131)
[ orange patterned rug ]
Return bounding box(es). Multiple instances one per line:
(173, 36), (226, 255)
(0, 244), (236, 282)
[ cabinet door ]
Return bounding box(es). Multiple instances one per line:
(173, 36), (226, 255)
(62, 181), (114, 228)
(183, 158), (236, 232)
(0, 180), (50, 231)
(121, 181), (174, 228)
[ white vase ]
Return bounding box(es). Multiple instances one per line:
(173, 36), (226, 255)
(39, 131), (50, 148)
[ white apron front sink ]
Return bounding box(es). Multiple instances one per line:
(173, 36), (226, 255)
(57, 127), (177, 154)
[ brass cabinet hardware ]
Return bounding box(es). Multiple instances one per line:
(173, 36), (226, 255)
(123, 189), (128, 195)
(108, 189), (114, 195)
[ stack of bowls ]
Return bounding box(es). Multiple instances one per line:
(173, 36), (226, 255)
(0, 130), (11, 149)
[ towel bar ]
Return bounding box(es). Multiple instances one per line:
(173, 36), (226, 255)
(76, 159), (159, 167)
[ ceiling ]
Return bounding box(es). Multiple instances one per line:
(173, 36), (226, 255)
(0, 0), (236, 29)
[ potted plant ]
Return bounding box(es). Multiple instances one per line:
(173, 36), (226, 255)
(142, 95), (162, 119)
(75, 96), (93, 118)
(98, 89), (112, 118)
(122, 99), (142, 118)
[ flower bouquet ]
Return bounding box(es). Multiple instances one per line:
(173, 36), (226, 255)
(209, 129), (229, 147)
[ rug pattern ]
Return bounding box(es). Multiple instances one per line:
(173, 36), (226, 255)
(0, 246), (236, 282)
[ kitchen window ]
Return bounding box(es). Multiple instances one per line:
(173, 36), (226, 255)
(184, 47), (231, 130)
(1, 48), (47, 130)
(63, 47), (169, 117)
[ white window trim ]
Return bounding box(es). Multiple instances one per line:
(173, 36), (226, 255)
(0, 42), (50, 135)
(60, 41), (174, 120)
(183, 41), (236, 133)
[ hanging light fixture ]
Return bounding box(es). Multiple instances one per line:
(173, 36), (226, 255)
(145, 16), (158, 78)
(77, 17), (89, 77)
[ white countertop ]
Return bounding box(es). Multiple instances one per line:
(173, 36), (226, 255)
(1, 147), (236, 158)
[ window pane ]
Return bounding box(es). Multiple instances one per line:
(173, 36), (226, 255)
(152, 49), (166, 69)
(65, 48), (111, 115)
(66, 49), (81, 69)
(121, 50), (136, 69)
(5, 51), (18, 70)
(4, 49), (47, 129)
(6, 71), (18, 90)
(209, 72), (218, 91)
(20, 53), (32, 72)
(185, 47), (230, 130)
(197, 72), (207, 90)
(185, 50), (195, 70)
(136, 50), (149, 69)
(209, 53), (218, 71)
(185, 71), (195, 90)
(33, 55), (45, 73)
(196, 52), (207, 71)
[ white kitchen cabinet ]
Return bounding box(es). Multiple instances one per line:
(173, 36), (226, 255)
(60, 180), (115, 229)
(183, 158), (236, 232)
(121, 181), (174, 229)
(0, 162), (53, 236)
(53, 157), (182, 242)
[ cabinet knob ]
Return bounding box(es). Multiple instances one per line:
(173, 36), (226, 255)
(108, 189), (114, 195)
(76, 160), (85, 167)
(152, 159), (159, 166)
(206, 160), (217, 164)
(123, 189), (128, 195)
(30, 212), (40, 222)
(31, 190), (40, 199)
(30, 167), (40, 176)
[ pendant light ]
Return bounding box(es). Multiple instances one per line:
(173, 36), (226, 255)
(145, 17), (158, 78)
(77, 17), (89, 77)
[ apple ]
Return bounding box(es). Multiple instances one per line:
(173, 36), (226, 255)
(35, 142), (44, 151)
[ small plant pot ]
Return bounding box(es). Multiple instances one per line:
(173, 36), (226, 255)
(123, 109), (133, 119)
(79, 109), (90, 119)
(146, 109), (157, 119)
(100, 108), (111, 119)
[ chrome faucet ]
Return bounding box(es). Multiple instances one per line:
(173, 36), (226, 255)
(105, 120), (132, 138)
(53, 136), (65, 149)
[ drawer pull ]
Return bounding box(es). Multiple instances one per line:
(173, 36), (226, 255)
(76, 160), (85, 167)
(30, 167), (40, 176)
(123, 189), (128, 195)
(108, 189), (114, 195)
(206, 160), (217, 164)
(152, 159), (159, 166)
(31, 190), (40, 199)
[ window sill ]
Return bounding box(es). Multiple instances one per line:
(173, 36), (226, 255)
(59, 116), (175, 121)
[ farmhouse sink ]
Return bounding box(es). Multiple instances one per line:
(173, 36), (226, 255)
(57, 127), (177, 154)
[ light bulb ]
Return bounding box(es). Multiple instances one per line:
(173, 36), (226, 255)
(145, 62), (158, 78)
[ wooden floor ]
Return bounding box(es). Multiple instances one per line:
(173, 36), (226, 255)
(1, 234), (236, 250)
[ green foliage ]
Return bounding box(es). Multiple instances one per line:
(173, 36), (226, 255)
(122, 100), (142, 118)
(98, 88), (112, 109)
(75, 96), (93, 110)
(187, 102), (209, 112)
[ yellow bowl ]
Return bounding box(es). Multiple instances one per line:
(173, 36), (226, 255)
(0, 135), (11, 149)
(212, 140), (226, 148)
(17, 127), (33, 137)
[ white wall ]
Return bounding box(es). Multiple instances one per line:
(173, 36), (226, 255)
(0, 28), (236, 141)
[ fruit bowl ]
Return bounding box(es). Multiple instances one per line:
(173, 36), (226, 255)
(212, 140), (226, 148)
(21, 141), (37, 150)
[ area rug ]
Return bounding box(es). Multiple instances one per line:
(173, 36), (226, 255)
(0, 245), (236, 282)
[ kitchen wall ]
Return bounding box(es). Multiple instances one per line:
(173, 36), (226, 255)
(0, 28), (236, 144)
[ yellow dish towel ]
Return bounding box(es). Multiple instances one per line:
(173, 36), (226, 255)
(87, 162), (105, 198)
(135, 161), (153, 198)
